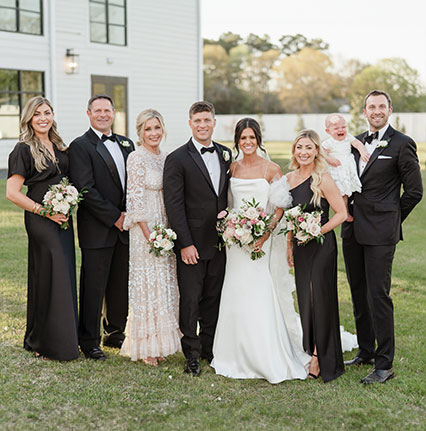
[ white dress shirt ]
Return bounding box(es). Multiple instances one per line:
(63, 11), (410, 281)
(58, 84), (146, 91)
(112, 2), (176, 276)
(91, 127), (126, 190)
(359, 124), (390, 175)
(192, 137), (221, 195)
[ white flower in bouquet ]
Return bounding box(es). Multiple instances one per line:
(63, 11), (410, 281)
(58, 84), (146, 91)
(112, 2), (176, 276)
(149, 231), (157, 240)
(165, 228), (177, 240)
(244, 207), (258, 220)
(287, 206), (302, 218)
(240, 230), (253, 245)
(156, 234), (163, 241)
(306, 222), (322, 237)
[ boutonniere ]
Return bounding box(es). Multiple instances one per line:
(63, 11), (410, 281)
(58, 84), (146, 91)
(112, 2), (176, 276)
(120, 140), (131, 148)
(222, 149), (231, 162)
(376, 138), (390, 149)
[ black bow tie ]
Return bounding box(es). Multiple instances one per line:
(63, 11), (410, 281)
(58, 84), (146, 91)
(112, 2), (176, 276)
(201, 146), (215, 154)
(101, 133), (116, 142)
(364, 131), (378, 144)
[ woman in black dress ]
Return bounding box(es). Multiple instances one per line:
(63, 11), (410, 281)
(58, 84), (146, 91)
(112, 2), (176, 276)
(286, 129), (347, 382)
(6, 96), (79, 360)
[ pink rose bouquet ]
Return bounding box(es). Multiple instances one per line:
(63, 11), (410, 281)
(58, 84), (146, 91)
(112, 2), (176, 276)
(279, 204), (324, 246)
(216, 198), (274, 260)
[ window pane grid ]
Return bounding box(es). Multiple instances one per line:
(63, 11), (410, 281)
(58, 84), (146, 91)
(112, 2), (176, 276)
(0, 0), (42, 35)
(89, 0), (126, 46)
(0, 69), (44, 139)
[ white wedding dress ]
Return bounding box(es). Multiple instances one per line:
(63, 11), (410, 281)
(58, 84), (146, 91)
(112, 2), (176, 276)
(211, 177), (357, 384)
(211, 177), (310, 383)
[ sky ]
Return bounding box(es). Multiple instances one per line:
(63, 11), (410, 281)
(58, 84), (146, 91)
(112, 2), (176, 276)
(201, 0), (426, 85)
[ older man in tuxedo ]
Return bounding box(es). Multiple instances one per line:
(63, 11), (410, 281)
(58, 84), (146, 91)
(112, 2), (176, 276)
(69, 95), (134, 360)
(342, 90), (422, 383)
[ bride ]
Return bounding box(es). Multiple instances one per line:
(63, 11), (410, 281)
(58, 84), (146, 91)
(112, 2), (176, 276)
(211, 118), (310, 383)
(211, 118), (357, 384)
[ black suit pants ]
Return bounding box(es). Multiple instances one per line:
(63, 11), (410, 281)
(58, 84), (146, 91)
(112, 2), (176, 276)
(177, 248), (225, 360)
(79, 240), (129, 351)
(343, 235), (395, 369)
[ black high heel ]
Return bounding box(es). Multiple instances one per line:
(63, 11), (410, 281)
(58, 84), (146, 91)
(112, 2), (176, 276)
(308, 353), (320, 379)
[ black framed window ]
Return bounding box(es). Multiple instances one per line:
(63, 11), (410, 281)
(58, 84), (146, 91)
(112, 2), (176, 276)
(91, 75), (128, 136)
(0, 0), (43, 35)
(0, 69), (44, 139)
(90, 0), (127, 46)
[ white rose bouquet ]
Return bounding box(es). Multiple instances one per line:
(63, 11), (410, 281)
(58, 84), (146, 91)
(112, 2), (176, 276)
(147, 223), (177, 257)
(216, 197), (274, 260)
(279, 204), (324, 246)
(41, 177), (86, 229)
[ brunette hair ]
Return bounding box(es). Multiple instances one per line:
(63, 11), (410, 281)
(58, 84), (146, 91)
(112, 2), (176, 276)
(19, 96), (67, 172)
(189, 101), (215, 118)
(290, 129), (329, 207)
(233, 117), (267, 159)
(363, 90), (392, 109)
(87, 94), (115, 110)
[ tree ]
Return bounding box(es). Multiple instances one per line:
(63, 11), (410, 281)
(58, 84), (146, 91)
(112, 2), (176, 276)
(246, 33), (276, 53)
(275, 48), (340, 113)
(279, 34), (329, 57)
(350, 58), (426, 112)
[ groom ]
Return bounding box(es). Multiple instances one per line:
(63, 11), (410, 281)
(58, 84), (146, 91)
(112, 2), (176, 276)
(342, 90), (422, 383)
(163, 101), (231, 376)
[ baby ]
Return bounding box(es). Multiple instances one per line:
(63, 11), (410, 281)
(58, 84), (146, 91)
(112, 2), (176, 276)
(322, 114), (370, 222)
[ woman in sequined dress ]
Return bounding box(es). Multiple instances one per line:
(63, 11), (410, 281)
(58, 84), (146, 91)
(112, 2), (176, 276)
(120, 109), (181, 365)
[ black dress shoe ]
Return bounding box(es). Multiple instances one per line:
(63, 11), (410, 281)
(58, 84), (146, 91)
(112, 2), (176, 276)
(103, 338), (124, 349)
(361, 368), (395, 384)
(344, 356), (374, 366)
(83, 347), (107, 361)
(184, 358), (201, 376)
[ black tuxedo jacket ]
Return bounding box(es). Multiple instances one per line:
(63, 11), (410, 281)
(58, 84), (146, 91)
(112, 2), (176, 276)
(163, 139), (232, 260)
(68, 128), (135, 249)
(341, 125), (422, 245)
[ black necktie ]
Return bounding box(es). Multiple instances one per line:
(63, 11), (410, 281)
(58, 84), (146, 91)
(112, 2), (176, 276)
(364, 131), (378, 144)
(101, 133), (116, 142)
(201, 146), (215, 154)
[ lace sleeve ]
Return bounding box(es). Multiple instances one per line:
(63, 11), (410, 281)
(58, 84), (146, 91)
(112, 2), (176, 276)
(269, 176), (293, 209)
(123, 152), (150, 230)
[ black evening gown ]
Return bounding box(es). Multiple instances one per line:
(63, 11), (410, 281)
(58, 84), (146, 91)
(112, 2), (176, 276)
(290, 177), (344, 382)
(8, 142), (79, 360)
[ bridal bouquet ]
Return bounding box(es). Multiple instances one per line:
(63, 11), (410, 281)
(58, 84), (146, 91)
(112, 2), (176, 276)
(41, 177), (86, 229)
(279, 204), (324, 245)
(216, 198), (274, 260)
(147, 224), (177, 257)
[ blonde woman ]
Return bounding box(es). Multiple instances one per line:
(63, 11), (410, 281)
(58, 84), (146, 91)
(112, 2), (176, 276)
(6, 96), (79, 361)
(120, 109), (181, 365)
(286, 129), (347, 382)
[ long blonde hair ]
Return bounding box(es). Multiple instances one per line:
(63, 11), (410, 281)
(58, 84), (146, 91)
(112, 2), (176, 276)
(290, 129), (329, 207)
(19, 96), (67, 172)
(135, 109), (166, 147)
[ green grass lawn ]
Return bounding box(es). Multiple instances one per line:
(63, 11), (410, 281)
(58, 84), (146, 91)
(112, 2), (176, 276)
(0, 146), (425, 430)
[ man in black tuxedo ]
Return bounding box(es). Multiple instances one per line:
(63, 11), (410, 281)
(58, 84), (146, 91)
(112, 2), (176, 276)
(163, 101), (231, 376)
(69, 95), (134, 360)
(342, 90), (422, 383)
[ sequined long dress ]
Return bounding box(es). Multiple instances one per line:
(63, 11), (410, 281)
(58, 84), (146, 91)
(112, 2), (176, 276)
(120, 145), (181, 360)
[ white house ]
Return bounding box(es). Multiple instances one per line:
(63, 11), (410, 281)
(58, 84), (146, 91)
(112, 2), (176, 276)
(0, 0), (202, 171)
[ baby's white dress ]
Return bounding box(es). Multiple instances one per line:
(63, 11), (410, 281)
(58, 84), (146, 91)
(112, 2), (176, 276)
(322, 134), (362, 196)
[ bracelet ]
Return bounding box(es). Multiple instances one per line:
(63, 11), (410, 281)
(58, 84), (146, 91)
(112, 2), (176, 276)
(31, 202), (39, 214)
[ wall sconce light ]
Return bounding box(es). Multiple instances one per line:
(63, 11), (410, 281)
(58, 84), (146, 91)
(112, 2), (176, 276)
(65, 49), (80, 74)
